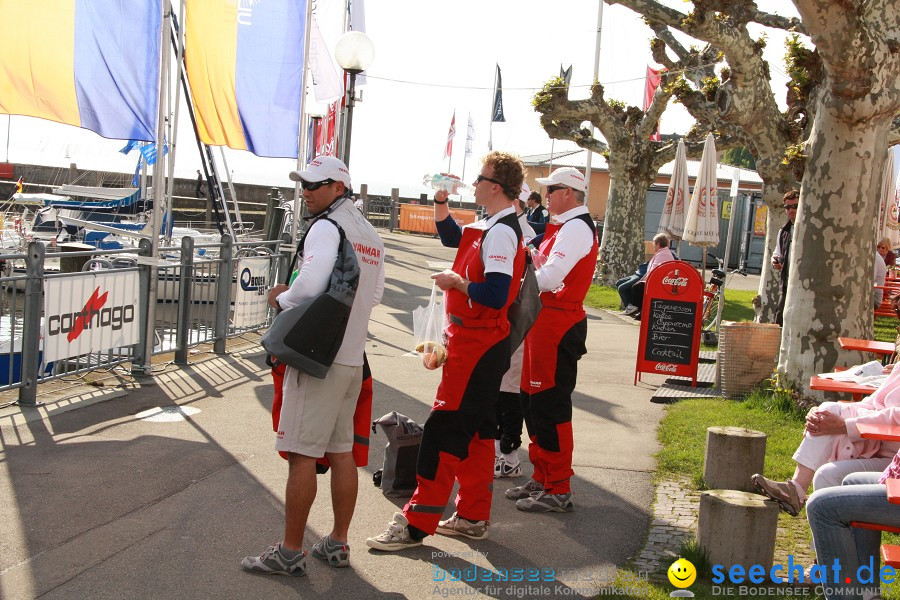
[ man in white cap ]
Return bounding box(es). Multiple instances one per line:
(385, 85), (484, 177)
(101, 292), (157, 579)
(506, 166), (598, 513)
(243, 156), (385, 576)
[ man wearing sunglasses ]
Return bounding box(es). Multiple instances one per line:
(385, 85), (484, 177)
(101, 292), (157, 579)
(244, 156), (385, 576)
(772, 189), (799, 325)
(368, 152), (526, 551)
(506, 166), (598, 513)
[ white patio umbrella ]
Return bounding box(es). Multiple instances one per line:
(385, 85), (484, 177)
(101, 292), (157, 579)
(877, 147), (900, 249)
(682, 132), (720, 281)
(657, 138), (688, 242)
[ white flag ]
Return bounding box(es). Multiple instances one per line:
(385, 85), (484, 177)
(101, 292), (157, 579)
(465, 113), (475, 157)
(309, 16), (343, 103)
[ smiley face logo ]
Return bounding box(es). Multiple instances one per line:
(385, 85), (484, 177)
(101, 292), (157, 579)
(668, 558), (697, 588)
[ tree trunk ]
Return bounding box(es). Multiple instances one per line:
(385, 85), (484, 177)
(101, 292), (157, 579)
(598, 173), (652, 285)
(755, 186), (787, 323)
(778, 106), (887, 393)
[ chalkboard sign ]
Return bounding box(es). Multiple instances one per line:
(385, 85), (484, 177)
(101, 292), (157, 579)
(634, 261), (703, 386)
(644, 298), (696, 365)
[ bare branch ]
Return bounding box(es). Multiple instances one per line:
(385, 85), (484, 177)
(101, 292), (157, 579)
(751, 8), (807, 35)
(639, 83), (673, 141)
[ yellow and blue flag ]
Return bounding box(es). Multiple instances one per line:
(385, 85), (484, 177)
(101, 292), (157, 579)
(186, 0), (307, 159)
(0, 0), (161, 141)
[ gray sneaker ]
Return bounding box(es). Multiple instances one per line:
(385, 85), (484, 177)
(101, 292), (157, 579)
(505, 479), (544, 500)
(751, 474), (805, 516)
(366, 512), (423, 552)
(241, 543), (308, 576)
(516, 491), (574, 513)
(311, 535), (350, 568)
(435, 512), (489, 540)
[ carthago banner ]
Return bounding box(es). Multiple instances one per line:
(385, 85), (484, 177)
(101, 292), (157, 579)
(43, 271), (140, 363)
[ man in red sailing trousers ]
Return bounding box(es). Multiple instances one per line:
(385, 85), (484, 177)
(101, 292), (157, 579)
(506, 167), (598, 513)
(367, 151), (527, 550)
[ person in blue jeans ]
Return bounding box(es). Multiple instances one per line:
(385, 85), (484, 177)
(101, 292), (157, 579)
(805, 466), (900, 599)
(615, 262), (648, 309)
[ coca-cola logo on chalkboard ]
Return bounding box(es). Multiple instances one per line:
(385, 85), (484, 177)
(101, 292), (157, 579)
(659, 265), (689, 296)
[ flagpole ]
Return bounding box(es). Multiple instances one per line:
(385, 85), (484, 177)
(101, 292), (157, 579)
(584, 0), (604, 205)
(290, 0), (315, 246)
(163, 0), (187, 244)
(489, 66), (497, 152)
(141, 0), (171, 374)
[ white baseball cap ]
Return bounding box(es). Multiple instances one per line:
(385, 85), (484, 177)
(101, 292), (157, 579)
(289, 156), (351, 187)
(518, 182), (531, 203)
(535, 167), (586, 192)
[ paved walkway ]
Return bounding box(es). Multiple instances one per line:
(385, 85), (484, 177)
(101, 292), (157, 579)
(0, 231), (676, 600)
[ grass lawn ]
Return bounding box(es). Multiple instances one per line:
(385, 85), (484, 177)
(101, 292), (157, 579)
(585, 284), (758, 323)
(605, 390), (900, 599)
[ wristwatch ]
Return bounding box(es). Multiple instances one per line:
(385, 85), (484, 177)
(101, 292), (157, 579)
(433, 198), (448, 205)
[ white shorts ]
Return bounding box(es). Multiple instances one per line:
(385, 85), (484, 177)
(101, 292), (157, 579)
(275, 363), (362, 458)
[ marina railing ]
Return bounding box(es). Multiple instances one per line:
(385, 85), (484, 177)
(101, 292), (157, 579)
(7, 236), (288, 406)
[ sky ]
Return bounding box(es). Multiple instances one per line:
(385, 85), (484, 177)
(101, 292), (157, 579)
(6, 0), (894, 197)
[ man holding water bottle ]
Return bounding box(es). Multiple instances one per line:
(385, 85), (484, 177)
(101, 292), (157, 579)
(367, 152), (526, 550)
(506, 167), (599, 513)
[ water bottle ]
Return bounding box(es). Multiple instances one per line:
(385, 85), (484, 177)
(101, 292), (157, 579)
(423, 173), (472, 194)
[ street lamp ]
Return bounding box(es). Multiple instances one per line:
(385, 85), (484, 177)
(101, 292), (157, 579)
(334, 31), (375, 167)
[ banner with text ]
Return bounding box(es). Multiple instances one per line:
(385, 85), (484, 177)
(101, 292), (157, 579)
(234, 257), (271, 328)
(43, 271), (140, 362)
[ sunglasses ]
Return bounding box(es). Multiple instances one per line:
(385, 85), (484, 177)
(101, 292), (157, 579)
(474, 174), (504, 187)
(785, 204), (798, 209)
(547, 185), (569, 194)
(301, 178), (335, 191)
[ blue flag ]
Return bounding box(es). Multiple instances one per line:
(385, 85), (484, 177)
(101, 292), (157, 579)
(131, 156), (142, 186)
(120, 139), (140, 154)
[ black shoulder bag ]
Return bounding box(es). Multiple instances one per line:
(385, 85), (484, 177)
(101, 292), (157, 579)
(260, 217), (360, 378)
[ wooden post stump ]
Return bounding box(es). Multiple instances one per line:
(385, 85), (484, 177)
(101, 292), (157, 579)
(703, 426), (766, 492)
(698, 490), (780, 571)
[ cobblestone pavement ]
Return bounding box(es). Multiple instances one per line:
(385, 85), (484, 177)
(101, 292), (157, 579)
(632, 478), (817, 579)
(632, 478), (700, 577)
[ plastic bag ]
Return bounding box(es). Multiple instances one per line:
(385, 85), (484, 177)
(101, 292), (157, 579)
(412, 283), (448, 370)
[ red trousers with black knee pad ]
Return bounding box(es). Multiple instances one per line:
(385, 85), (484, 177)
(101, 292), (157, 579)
(521, 311), (587, 495)
(270, 354), (372, 467)
(403, 332), (509, 535)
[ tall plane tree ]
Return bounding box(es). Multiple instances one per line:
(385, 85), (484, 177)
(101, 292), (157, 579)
(533, 48), (743, 284)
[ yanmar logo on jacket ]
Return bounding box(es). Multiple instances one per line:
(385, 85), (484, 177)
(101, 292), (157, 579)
(43, 271), (140, 363)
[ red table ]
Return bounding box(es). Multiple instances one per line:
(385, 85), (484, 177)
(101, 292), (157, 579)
(808, 376), (874, 401)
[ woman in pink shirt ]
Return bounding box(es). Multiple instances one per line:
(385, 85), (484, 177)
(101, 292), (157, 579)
(752, 365), (900, 516)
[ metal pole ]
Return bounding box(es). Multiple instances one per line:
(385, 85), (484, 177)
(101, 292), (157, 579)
(342, 72), (358, 167)
(213, 235), (233, 354)
(290, 0), (315, 246)
(142, 0), (170, 373)
(583, 0), (604, 205)
(162, 0), (186, 244)
(174, 235), (194, 365)
(18, 241), (44, 406)
(714, 170), (742, 334)
(131, 238), (152, 375)
(488, 66), (496, 151)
